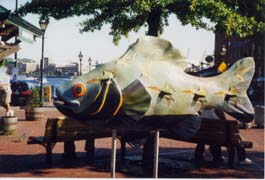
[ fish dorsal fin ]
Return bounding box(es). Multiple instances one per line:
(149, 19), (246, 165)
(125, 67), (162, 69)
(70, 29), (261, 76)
(121, 79), (151, 117)
(118, 36), (189, 70)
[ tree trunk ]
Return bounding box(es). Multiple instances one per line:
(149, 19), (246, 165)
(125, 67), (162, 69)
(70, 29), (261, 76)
(147, 8), (162, 37)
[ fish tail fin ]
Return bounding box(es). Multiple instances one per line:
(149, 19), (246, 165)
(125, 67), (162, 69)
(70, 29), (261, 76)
(217, 57), (255, 122)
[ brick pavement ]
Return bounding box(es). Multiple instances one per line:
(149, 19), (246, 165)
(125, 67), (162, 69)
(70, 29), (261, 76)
(0, 106), (264, 178)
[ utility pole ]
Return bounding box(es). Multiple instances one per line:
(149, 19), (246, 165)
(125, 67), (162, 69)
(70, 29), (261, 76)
(14, 0), (18, 68)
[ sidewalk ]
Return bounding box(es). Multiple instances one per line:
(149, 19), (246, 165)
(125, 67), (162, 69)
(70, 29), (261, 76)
(0, 106), (264, 178)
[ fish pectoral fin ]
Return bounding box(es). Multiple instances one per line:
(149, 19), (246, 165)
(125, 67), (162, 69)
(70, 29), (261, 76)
(122, 79), (152, 117)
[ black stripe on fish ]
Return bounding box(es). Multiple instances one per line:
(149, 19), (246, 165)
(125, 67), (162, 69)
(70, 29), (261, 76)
(86, 79), (122, 119)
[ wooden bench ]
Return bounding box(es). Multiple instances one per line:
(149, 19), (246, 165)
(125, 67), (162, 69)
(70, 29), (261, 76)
(28, 117), (252, 168)
(27, 117), (111, 163)
(120, 118), (253, 168)
(162, 118), (252, 168)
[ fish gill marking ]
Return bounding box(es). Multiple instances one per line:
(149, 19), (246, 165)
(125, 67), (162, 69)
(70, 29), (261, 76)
(191, 94), (206, 106)
(148, 86), (161, 92)
(227, 98), (240, 107)
(224, 94), (237, 104)
(182, 87), (207, 106)
(158, 91), (174, 106)
(90, 80), (111, 115)
(215, 86), (238, 104)
(161, 82), (175, 94)
(148, 86), (174, 105)
(215, 86), (238, 96)
(235, 62), (254, 81)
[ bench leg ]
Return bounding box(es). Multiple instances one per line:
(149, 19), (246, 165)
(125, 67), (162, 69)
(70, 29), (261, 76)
(142, 135), (155, 172)
(63, 141), (76, 160)
(227, 146), (235, 168)
(45, 143), (55, 164)
(194, 143), (205, 168)
(85, 137), (95, 164)
(120, 136), (126, 164)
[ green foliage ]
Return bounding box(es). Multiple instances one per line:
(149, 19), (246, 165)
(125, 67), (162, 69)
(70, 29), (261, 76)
(27, 87), (41, 108)
(0, 59), (7, 67)
(18, 0), (265, 44)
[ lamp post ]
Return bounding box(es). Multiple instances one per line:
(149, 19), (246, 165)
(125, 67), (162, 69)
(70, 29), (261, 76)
(39, 16), (49, 106)
(78, 51), (83, 75)
(88, 57), (92, 72)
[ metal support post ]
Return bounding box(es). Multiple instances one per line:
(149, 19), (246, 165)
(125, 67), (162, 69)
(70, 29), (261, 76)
(111, 129), (117, 178)
(40, 34), (45, 106)
(153, 130), (160, 178)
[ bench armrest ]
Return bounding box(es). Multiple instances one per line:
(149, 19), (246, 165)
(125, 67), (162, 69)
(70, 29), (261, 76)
(27, 136), (45, 145)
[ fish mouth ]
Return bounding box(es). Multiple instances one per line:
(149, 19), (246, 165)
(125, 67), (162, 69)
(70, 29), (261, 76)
(54, 99), (80, 110)
(53, 89), (80, 111)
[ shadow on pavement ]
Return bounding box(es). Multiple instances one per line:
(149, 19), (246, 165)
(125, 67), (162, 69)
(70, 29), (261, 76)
(0, 147), (264, 178)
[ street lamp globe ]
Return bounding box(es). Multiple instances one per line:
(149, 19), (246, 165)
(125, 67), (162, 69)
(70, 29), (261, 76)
(88, 57), (92, 71)
(79, 51), (83, 61)
(220, 47), (227, 56)
(78, 51), (83, 75)
(39, 16), (49, 32)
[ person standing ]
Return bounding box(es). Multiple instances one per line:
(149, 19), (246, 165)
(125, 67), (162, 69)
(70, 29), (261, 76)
(0, 59), (12, 116)
(197, 109), (252, 165)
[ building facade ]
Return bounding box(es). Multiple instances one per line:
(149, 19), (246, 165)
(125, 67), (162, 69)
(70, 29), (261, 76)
(215, 32), (265, 104)
(215, 32), (264, 80)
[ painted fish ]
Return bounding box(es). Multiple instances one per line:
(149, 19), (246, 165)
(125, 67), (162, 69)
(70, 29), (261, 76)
(54, 36), (255, 139)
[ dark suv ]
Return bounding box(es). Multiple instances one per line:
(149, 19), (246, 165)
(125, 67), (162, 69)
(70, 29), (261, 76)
(10, 80), (36, 106)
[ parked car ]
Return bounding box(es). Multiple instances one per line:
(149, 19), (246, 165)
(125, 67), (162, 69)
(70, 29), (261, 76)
(10, 80), (37, 106)
(248, 77), (265, 105)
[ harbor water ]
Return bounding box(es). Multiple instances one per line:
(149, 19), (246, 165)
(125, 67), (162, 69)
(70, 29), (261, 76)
(44, 77), (72, 98)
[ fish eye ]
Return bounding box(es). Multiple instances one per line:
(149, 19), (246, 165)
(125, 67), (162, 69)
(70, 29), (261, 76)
(72, 83), (86, 97)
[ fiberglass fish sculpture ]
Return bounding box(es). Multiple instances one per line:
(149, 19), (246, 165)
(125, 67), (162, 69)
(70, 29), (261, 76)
(54, 36), (255, 139)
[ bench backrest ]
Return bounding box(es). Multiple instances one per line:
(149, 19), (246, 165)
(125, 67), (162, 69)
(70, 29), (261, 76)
(43, 117), (240, 146)
(161, 118), (240, 146)
(43, 117), (112, 143)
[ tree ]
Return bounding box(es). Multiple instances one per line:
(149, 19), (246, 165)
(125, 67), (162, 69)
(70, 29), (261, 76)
(18, 0), (265, 44)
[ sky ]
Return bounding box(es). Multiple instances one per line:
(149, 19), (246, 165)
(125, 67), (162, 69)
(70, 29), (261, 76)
(1, 0), (215, 66)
